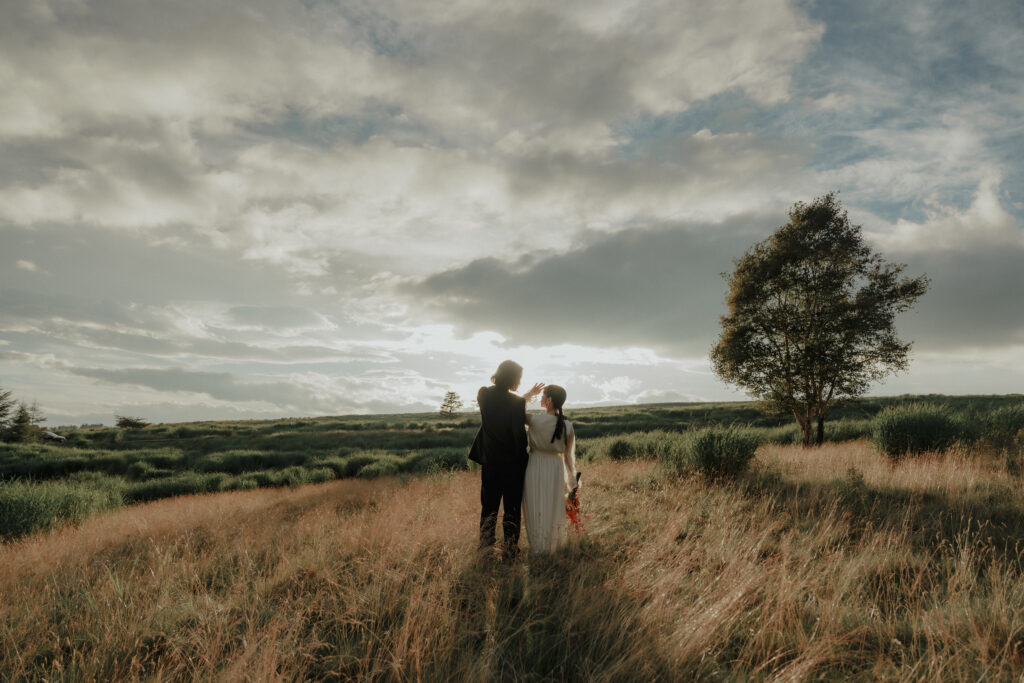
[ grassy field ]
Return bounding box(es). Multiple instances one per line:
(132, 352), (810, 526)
(3, 440), (1024, 680)
(1, 394), (1022, 540)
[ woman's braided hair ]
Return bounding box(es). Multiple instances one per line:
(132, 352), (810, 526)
(544, 385), (568, 443)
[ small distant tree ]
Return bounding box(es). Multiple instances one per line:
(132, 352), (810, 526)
(5, 403), (34, 443)
(0, 387), (14, 432)
(27, 400), (46, 428)
(439, 391), (464, 418)
(711, 192), (929, 446)
(115, 415), (150, 429)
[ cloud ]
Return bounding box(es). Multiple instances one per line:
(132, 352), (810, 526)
(66, 366), (331, 409)
(799, 0), (1024, 220)
(865, 174), (1023, 252)
(412, 207), (1024, 358)
(0, 0), (824, 278)
(892, 245), (1024, 352)
(2, 0), (1024, 423)
(410, 215), (775, 356)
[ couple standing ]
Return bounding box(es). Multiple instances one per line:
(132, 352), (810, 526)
(472, 360), (579, 561)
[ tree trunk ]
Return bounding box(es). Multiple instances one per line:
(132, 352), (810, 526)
(815, 415), (825, 445)
(794, 409), (813, 447)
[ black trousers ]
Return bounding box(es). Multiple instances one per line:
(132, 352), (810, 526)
(479, 458), (528, 552)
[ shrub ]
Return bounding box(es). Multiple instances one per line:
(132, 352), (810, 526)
(339, 451), (391, 477)
(608, 438), (635, 460)
(405, 448), (467, 473)
(124, 473), (229, 503)
(227, 477), (259, 491)
(661, 424), (761, 478)
(981, 404), (1024, 453)
(305, 467), (335, 484)
(871, 403), (967, 458)
(194, 450), (310, 474)
(311, 455), (350, 477)
(825, 418), (873, 443)
(358, 456), (401, 479)
(0, 479), (123, 539)
(760, 424), (801, 445)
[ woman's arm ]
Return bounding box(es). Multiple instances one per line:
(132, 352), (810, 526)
(562, 428), (578, 492)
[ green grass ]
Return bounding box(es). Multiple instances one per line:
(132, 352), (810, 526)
(3, 394), (1021, 541)
(0, 477), (123, 539)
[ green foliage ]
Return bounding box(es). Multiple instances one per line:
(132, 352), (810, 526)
(711, 193), (929, 446)
(194, 450), (311, 474)
(608, 438), (634, 460)
(980, 403), (1024, 453)
(760, 424), (802, 445)
(3, 394), (1021, 540)
(0, 387), (14, 432)
(661, 425), (762, 478)
(338, 452), (388, 477)
(600, 431), (678, 461)
(871, 403), (969, 458)
(115, 415), (150, 429)
(824, 418), (873, 443)
(0, 478), (123, 539)
(405, 448), (467, 473)
(358, 455), (402, 479)
(4, 403), (35, 443)
(125, 473), (231, 503)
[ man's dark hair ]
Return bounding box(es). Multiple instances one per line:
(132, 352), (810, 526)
(491, 360), (523, 391)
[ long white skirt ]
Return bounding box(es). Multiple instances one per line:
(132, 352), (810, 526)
(522, 450), (568, 554)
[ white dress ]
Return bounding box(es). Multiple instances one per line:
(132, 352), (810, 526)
(523, 413), (577, 554)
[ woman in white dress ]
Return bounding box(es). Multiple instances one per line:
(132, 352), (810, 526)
(522, 385), (578, 555)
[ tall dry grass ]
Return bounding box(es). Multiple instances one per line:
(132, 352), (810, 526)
(3, 443), (1024, 680)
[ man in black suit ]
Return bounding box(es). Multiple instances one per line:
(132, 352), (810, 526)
(473, 360), (542, 560)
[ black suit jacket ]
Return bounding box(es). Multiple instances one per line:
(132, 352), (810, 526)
(471, 385), (528, 467)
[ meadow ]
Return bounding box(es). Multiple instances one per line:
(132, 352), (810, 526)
(1, 394), (1022, 540)
(3, 437), (1024, 679)
(3, 394), (1024, 679)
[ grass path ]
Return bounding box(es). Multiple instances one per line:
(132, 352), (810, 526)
(3, 443), (1024, 680)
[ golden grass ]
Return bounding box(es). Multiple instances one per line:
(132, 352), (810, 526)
(2, 445), (1024, 680)
(758, 439), (1017, 494)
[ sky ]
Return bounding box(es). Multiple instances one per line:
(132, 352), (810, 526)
(1, 0), (1023, 426)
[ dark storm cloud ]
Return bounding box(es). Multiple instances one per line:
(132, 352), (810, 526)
(413, 219), (1024, 357)
(893, 246), (1024, 351)
(411, 216), (776, 356)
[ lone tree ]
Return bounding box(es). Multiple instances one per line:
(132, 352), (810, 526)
(439, 391), (464, 419)
(115, 415), (150, 429)
(711, 193), (929, 446)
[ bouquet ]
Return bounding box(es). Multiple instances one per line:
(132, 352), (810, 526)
(565, 472), (584, 533)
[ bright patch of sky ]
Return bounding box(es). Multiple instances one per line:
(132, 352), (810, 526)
(1, 0), (1022, 425)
